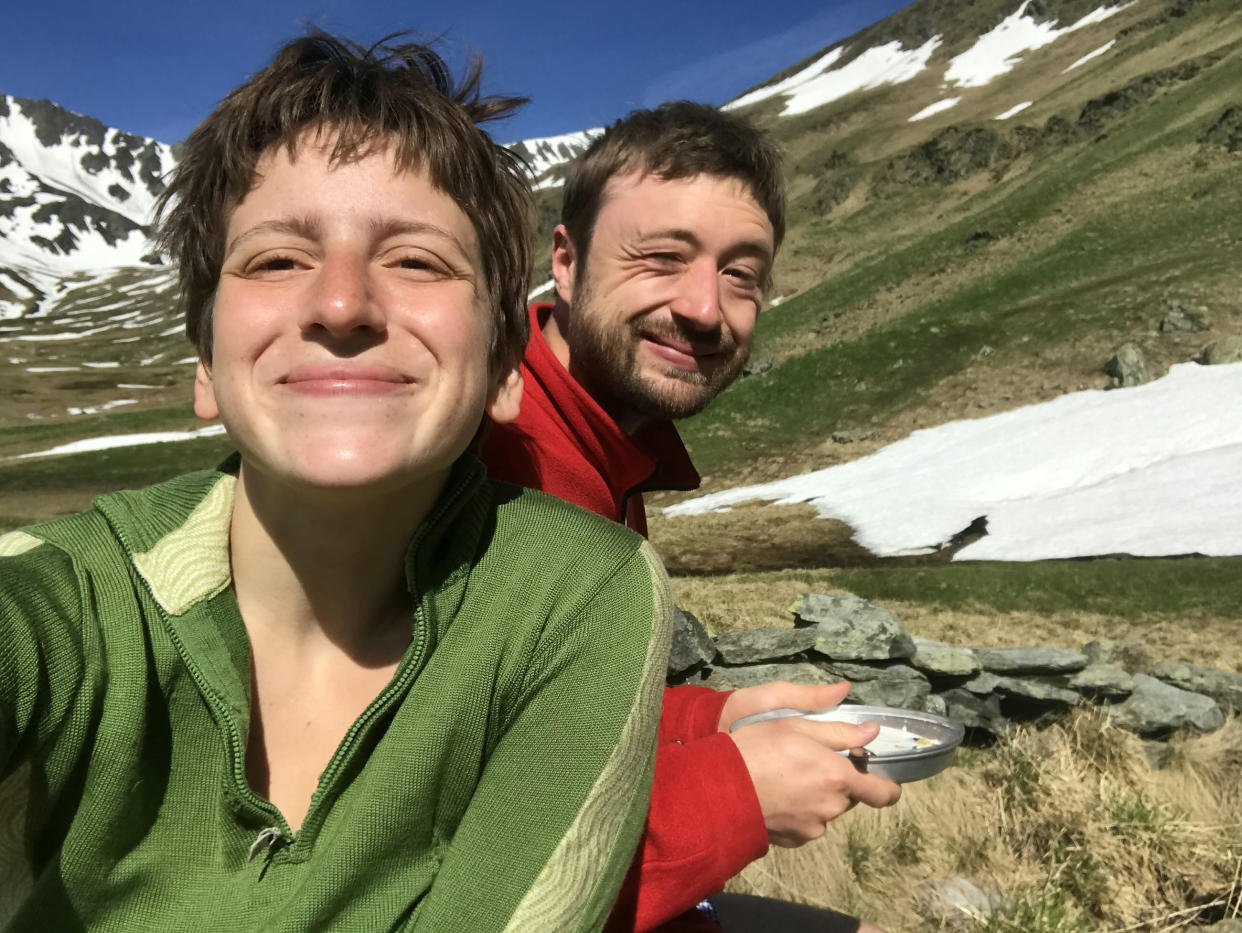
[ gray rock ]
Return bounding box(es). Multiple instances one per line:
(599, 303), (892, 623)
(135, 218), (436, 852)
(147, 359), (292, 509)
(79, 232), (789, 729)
(818, 661), (932, 710)
(668, 608), (715, 677)
(700, 662), (834, 692)
(1109, 674), (1225, 738)
(831, 428), (878, 444)
(922, 694), (948, 717)
(914, 875), (998, 925)
(1201, 335), (1242, 365)
(1082, 638), (1150, 674)
(990, 675), (1080, 707)
(1069, 662), (1135, 699)
(911, 637), (980, 677)
(971, 646), (1087, 675)
(713, 627), (818, 665)
(742, 356), (772, 377)
(938, 688), (1006, 735)
(962, 672), (1002, 695)
(793, 593), (915, 660)
(1104, 342), (1149, 388)
(1158, 301), (1206, 333)
(1151, 660), (1242, 712)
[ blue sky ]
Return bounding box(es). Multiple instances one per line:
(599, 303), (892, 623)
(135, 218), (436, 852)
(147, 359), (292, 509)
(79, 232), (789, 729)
(3, 0), (908, 144)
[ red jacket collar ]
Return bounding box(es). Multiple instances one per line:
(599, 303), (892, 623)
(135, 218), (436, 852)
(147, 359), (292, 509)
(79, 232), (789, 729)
(525, 303), (700, 497)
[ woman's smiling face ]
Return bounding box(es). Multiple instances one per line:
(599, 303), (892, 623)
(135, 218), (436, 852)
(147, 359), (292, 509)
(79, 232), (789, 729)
(195, 132), (521, 497)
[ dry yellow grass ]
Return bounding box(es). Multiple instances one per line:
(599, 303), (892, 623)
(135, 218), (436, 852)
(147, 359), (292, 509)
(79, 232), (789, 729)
(727, 713), (1242, 931)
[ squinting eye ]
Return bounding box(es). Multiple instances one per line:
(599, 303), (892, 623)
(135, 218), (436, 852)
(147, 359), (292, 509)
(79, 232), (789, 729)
(262, 258), (297, 271)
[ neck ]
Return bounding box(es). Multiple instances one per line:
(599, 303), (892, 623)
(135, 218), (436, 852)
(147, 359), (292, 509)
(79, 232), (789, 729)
(543, 298), (648, 435)
(228, 464), (448, 660)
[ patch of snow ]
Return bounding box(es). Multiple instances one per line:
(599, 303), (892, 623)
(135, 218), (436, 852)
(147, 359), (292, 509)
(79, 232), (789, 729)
(994, 101), (1034, 120)
(666, 362), (1242, 561)
(25, 366), (79, 373)
(527, 279), (556, 300)
(12, 424), (227, 460)
(727, 36), (942, 117)
(909, 97), (962, 122)
(505, 128), (602, 178)
(82, 361), (120, 368)
(67, 399), (137, 415)
(946, 2), (1132, 88)
(1064, 40), (1117, 73)
(533, 175), (564, 191)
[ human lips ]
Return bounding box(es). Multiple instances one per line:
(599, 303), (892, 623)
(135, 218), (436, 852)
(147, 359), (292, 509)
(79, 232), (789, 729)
(279, 362), (413, 396)
(638, 331), (721, 371)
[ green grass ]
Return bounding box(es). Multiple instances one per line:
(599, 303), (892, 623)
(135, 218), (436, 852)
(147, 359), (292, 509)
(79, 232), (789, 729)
(711, 556), (1242, 619)
(677, 52), (1242, 475)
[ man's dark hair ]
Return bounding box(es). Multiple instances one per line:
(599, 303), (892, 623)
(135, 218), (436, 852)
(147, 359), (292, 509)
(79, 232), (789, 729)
(156, 32), (534, 371)
(560, 101), (785, 282)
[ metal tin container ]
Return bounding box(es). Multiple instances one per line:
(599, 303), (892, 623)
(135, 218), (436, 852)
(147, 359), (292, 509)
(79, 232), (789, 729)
(730, 704), (965, 783)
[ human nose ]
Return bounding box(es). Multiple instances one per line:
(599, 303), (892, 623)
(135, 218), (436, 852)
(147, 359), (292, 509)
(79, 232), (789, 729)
(669, 260), (723, 331)
(301, 253), (386, 338)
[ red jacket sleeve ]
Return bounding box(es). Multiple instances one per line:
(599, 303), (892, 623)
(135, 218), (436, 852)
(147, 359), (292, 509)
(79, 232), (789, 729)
(607, 687), (770, 932)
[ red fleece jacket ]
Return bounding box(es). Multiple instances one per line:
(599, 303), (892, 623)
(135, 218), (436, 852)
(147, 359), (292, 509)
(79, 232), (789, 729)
(479, 305), (769, 931)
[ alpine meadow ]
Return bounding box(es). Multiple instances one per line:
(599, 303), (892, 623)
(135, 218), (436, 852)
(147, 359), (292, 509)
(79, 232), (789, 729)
(1, 1), (1240, 929)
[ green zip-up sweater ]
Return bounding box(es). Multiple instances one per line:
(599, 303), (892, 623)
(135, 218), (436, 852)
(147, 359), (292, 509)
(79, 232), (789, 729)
(0, 457), (672, 932)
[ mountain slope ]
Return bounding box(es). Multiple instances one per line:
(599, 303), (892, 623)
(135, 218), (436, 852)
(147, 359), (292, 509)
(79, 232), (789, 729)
(1, 0), (1240, 531)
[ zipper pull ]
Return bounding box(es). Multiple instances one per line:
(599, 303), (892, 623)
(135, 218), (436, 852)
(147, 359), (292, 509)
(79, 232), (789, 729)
(247, 826), (285, 862)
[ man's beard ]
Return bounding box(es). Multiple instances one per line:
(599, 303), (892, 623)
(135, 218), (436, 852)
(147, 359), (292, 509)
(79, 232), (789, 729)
(567, 280), (749, 425)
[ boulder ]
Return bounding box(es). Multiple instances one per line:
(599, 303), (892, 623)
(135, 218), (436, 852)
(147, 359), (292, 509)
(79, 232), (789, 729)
(938, 688), (1006, 736)
(793, 593), (915, 661)
(714, 626), (818, 665)
(1201, 335), (1242, 365)
(989, 675), (1080, 707)
(1151, 660), (1242, 712)
(668, 608), (716, 677)
(914, 876), (998, 926)
(971, 646), (1088, 675)
(1069, 662), (1135, 699)
(1104, 342), (1149, 387)
(742, 356), (773, 377)
(922, 694), (949, 717)
(1082, 638), (1150, 674)
(1158, 300), (1206, 333)
(1108, 674), (1224, 738)
(1200, 105), (1242, 152)
(962, 672), (1002, 695)
(911, 637), (980, 677)
(700, 662), (834, 692)
(818, 661), (932, 710)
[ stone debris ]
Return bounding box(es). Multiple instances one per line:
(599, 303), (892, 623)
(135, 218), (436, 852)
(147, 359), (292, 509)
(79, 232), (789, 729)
(1108, 674), (1225, 738)
(793, 593), (916, 660)
(669, 592), (1236, 745)
(667, 607), (716, 677)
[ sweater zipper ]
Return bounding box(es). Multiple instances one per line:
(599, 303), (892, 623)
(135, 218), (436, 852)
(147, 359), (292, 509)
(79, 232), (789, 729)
(112, 466), (479, 854)
(305, 467), (476, 812)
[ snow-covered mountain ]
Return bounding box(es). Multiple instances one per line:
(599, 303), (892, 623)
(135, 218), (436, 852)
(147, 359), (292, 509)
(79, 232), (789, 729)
(0, 95), (175, 315)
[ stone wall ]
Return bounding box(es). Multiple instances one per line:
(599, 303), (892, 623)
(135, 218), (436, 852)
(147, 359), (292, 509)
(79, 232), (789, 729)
(668, 593), (1241, 742)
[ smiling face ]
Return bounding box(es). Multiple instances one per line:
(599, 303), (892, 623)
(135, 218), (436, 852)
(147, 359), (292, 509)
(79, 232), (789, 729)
(548, 171), (775, 431)
(194, 133), (521, 497)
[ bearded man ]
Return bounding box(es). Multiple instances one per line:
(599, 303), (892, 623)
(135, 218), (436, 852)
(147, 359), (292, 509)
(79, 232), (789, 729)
(481, 102), (901, 933)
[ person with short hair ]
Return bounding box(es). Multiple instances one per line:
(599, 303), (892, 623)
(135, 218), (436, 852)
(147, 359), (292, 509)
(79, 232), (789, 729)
(481, 102), (901, 932)
(0, 33), (670, 932)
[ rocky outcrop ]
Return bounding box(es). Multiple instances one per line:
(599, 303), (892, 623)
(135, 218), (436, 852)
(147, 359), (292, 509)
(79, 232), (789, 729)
(1200, 336), (1242, 366)
(1104, 343), (1149, 387)
(667, 593), (1234, 743)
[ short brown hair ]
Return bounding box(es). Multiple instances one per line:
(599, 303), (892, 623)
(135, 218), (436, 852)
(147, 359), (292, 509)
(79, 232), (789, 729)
(156, 32), (534, 371)
(560, 101), (785, 275)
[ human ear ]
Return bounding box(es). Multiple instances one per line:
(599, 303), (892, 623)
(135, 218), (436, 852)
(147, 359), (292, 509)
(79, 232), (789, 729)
(193, 360), (220, 421)
(484, 364), (523, 425)
(550, 224), (578, 306)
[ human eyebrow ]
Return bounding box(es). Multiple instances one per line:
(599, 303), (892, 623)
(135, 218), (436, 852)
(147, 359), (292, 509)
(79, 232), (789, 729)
(224, 216), (322, 258)
(369, 218), (472, 258)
